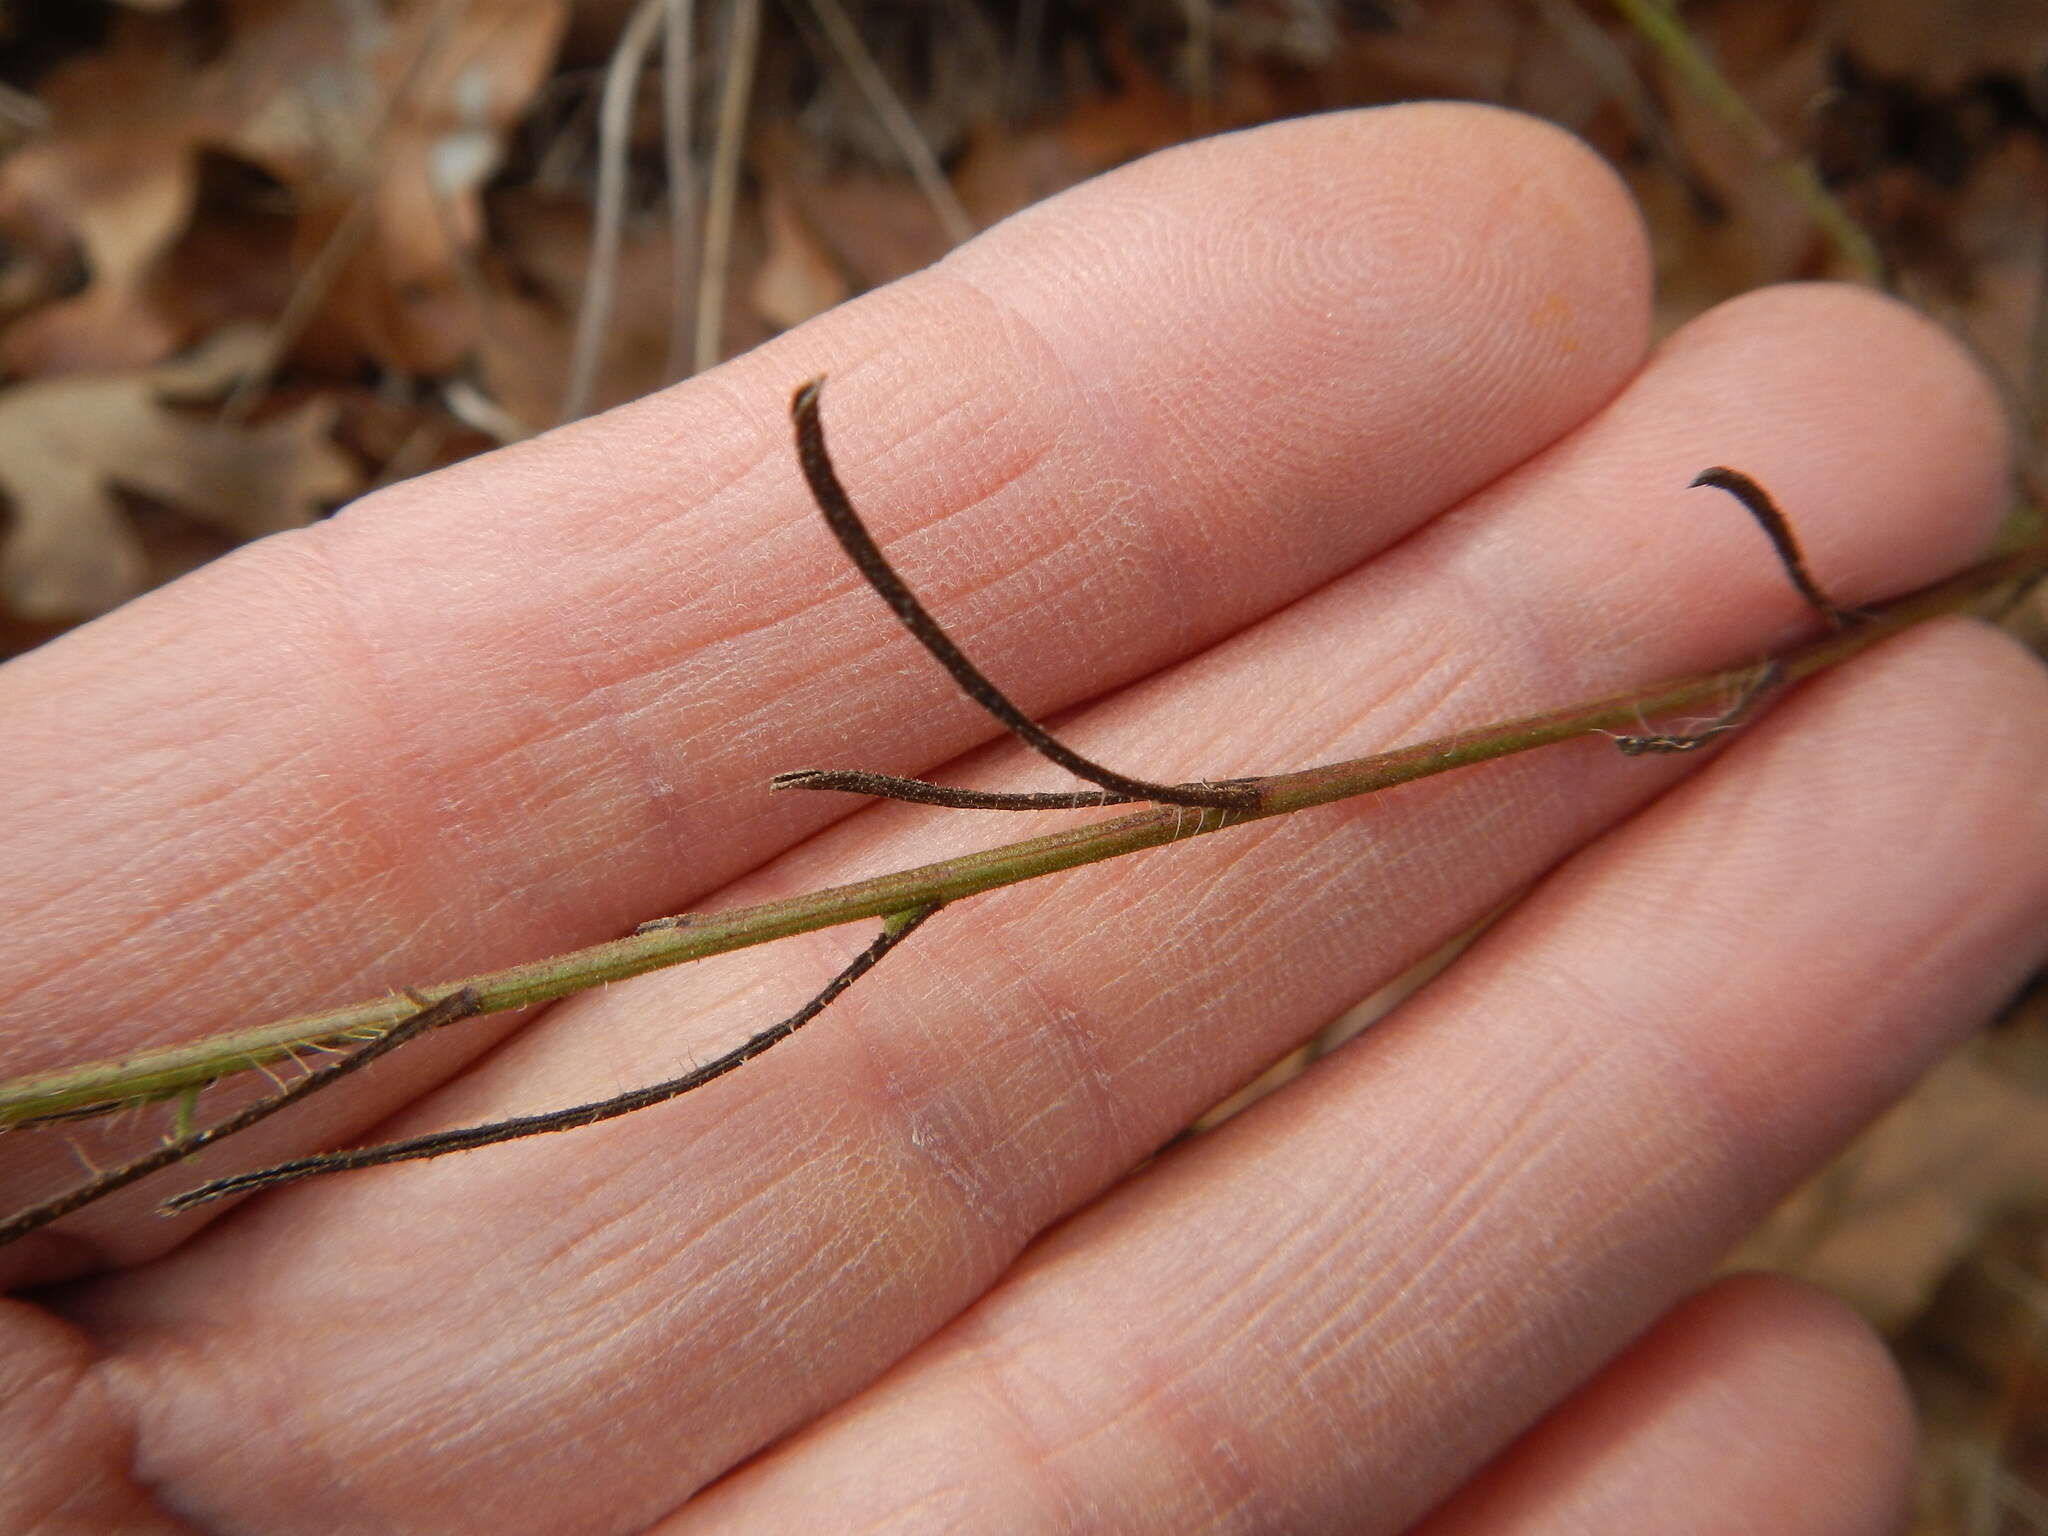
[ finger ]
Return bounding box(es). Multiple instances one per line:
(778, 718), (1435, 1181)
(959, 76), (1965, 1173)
(1411, 1274), (1913, 1536)
(0, 103), (1650, 1273)
(656, 622), (2045, 1534)
(72, 280), (2019, 1534)
(0, 1300), (189, 1534)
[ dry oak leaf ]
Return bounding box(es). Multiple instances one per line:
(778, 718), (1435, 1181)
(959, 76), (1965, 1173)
(239, 0), (570, 376)
(0, 0), (567, 378)
(0, 327), (357, 620)
(0, 12), (210, 374)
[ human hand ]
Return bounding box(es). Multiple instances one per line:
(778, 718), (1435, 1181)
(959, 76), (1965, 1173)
(2, 104), (2043, 1534)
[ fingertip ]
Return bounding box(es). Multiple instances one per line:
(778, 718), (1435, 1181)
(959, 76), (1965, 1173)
(1686, 1273), (1920, 1531)
(931, 102), (1653, 526)
(1663, 281), (2013, 587)
(1417, 1272), (1915, 1536)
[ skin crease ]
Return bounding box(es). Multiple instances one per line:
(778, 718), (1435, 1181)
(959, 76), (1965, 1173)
(0, 102), (2039, 1533)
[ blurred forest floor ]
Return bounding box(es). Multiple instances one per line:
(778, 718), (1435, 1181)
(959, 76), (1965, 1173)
(1, 1), (2045, 1528)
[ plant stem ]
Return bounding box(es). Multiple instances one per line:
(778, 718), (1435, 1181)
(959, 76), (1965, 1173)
(1608, 0), (1887, 284)
(2, 538), (2039, 1129)
(158, 909), (935, 1211)
(0, 990), (480, 1246)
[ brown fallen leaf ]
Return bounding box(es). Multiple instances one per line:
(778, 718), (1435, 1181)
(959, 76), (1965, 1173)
(0, 327), (357, 619)
(0, 0), (567, 380)
(0, 11), (206, 374)
(260, 0), (571, 377)
(1733, 1039), (2048, 1331)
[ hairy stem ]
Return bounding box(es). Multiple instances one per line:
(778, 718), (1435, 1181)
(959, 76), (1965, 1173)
(2, 537), (2038, 1130)
(158, 908), (936, 1212)
(0, 989), (481, 1245)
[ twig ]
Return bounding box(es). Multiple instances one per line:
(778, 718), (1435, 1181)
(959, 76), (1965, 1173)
(1608, 661), (1780, 755)
(1692, 466), (1856, 631)
(693, 0), (762, 374)
(160, 909), (934, 1211)
(662, 0), (700, 381)
(1607, 0), (1887, 286)
(774, 441), (1857, 797)
(9, 364), (2047, 1140)
(784, 379), (1260, 811)
(561, 0), (669, 424)
(0, 989), (480, 1245)
(2, 529), (2039, 1133)
(803, 0), (974, 245)
(1586, 466), (1853, 754)
(1173, 0), (1217, 132)
(771, 768), (1265, 810)
(1004, 0), (1047, 124)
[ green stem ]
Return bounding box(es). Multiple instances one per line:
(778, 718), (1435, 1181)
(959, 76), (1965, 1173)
(1608, 0), (1887, 284)
(2, 540), (2038, 1130)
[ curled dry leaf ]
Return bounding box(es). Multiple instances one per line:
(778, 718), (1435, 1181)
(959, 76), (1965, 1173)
(0, 327), (358, 620)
